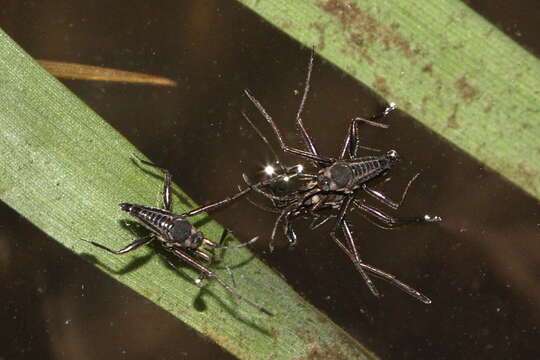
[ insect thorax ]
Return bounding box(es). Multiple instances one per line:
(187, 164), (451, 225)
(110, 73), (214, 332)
(168, 218), (202, 249)
(318, 162), (354, 191)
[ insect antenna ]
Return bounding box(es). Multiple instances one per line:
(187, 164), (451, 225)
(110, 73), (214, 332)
(241, 111), (285, 173)
(205, 236), (259, 249)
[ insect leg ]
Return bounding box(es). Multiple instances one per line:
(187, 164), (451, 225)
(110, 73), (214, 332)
(282, 209), (298, 247)
(81, 235), (154, 254)
(243, 192), (283, 214)
(132, 155), (173, 211)
(204, 233), (259, 250)
(362, 172), (420, 210)
(168, 248), (273, 315)
(184, 186), (252, 217)
(333, 194), (353, 231)
(333, 219), (380, 297)
(356, 202), (442, 227)
(244, 89), (334, 165)
(338, 116), (389, 160)
(269, 208), (288, 252)
(308, 213), (336, 230)
(359, 263), (432, 304)
(295, 49), (323, 167)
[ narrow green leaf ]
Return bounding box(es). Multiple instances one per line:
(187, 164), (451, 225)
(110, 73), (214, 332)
(236, 0), (540, 199)
(0, 29), (376, 359)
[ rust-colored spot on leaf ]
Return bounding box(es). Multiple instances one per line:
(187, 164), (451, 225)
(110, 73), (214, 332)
(422, 63), (433, 74)
(421, 95), (432, 113)
(311, 22), (327, 50)
(38, 60), (177, 87)
(447, 103), (460, 129)
(372, 75), (391, 97)
(292, 311), (375, 360)
(455, 76), (478, 103)
(280, 19), (294, 29)
(299, 343), (349, 360)
(319, 0), (422, 63)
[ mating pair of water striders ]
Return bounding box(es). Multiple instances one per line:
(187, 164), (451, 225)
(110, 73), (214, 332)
(82, 52), (442, 315)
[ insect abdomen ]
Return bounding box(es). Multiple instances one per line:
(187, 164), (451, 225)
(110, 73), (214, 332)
(120, 203), (174, 231)
(351, 158), (390, 183)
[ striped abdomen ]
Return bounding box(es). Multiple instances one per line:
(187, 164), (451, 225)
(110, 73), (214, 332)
(350, 156), (392, 185)
(120, 203), (174, 233)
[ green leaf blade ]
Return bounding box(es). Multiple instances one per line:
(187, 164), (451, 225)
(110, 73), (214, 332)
(0, 28), (376, 360)
(236, 0), (540, 199)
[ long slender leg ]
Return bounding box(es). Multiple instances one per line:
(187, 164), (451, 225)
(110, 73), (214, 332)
(268, 216), (282, 253)
(362, 173), (420, 210)
(334, 195), (353, 229)
(203, 226), (254, 293)
(192, 245), (238, 291)
(339, 103), (396, 160)
(332, 220), (380, 297)
(244, 89), (334, 165)
(328, 220), (431, 303)
(242, 110), (317, 185)
(356, 202), (441, 227)
(282, 208), (299, 247)
(184, 186), (251, 217)
(196, 230), (257, 289)
(219, 228), (229, 245)
(167, 248), (273, 315)
(204, 236), (259, 250)
(132, 155), (173, 211)
(243, 193), (283, 214)
(268, 201), (301, 251)
(339, 120), (358, 160)
(270, 204), (288, 243)
(359, 262), (431, 304)
(216, 228), (236, 287)
(81, 235), (154, 254)
(308, 213), (336, 230)
(329, 228), (378, 297)
(186, 167), (315, 218)
(134, 155), (257, 217)
(186, 169), (311, 217)
(192, 249), (212, 284)
(338, 117), (389, 160)
(295, 49), (322, 168)
(190, 249), (212, 263)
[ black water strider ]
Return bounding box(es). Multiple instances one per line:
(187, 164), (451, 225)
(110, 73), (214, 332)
(82, 156), (272, 315)
(241, 50), (441, 304)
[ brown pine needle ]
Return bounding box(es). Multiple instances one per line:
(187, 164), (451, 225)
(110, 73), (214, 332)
(38, 59), (177, 87)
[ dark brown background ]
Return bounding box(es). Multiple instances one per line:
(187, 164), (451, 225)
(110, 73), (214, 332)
(0, 1), (538, 359)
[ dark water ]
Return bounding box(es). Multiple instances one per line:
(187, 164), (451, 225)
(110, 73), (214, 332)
(0, 1), (538, 359)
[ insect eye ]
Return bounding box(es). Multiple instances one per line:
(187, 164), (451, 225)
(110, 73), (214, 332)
(191, 232), (204, 248)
